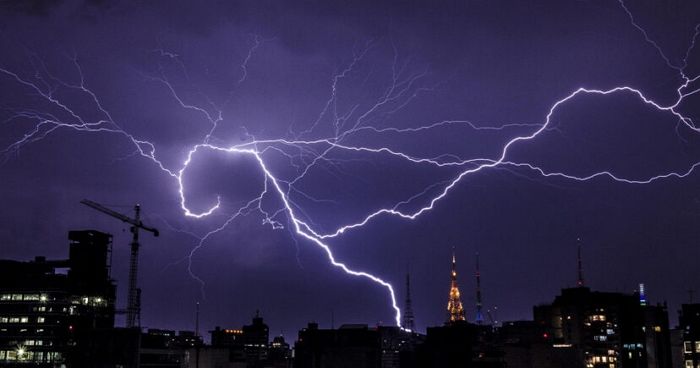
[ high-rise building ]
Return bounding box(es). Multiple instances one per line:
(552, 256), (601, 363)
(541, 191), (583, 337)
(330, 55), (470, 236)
(678, 304), (700, 368)
(243, 310), (270, 366)
(0, 230), (116, 366)
(447, 249), (466, 324)
(645, 303), (673, 368)
(534, 286), (671, 368)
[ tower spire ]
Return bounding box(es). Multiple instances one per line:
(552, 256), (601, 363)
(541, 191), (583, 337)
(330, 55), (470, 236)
(475, 252), (484, 325)
(403, 272), (415, 331)
(447, 247), (466, 324)
(577, 238), (584, 287)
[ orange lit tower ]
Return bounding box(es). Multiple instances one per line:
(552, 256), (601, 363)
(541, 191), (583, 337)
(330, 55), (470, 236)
(446, 248), (466, 323)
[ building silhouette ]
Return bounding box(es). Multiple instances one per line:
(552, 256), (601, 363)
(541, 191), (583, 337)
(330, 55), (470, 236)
(268, 335), (292, 368)
(139, 328), (202, 367)
(534, 286), (672, 368)
(497, 319), (584, 368)
(678, 304), (700, 368)
(414, 321), (478, 367)
(294, 323), (381, 368)
(205, 313), (288, 368)
(0, 230), (116, 366)
(243, 311), (270, 366)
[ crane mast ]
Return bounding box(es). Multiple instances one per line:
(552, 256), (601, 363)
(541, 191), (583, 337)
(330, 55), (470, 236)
(80, 199), (159, 328)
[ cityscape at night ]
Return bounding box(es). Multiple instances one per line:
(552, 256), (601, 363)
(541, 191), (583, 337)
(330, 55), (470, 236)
(1, 0), (700, 367)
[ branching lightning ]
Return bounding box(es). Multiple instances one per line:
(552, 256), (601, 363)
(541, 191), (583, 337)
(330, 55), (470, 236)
(1, 2), (700, 329)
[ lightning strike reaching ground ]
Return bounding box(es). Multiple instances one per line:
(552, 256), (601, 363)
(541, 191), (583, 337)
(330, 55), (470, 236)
(1, 2), (700, 329)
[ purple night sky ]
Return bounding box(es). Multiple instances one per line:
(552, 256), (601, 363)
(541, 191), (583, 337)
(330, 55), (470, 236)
(1, 0), (700, 337)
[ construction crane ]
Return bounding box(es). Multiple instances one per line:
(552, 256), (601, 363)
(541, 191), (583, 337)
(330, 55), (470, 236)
(80, 199), (159, 328)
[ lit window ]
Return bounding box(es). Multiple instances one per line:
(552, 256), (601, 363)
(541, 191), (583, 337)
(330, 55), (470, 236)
(19, 317), (28, 323)
(37, 317), (44, 324)
(696, 341), (700, 353)
(11, 294), (22, 301)
(684, 342), (693, 353)
(16, 347), (25, 361)
(0, 294), (10, 300)
(686, 360), (693, 368)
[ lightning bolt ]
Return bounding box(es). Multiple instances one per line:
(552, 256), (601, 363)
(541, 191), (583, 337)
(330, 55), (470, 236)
(1, 2), (700, 330)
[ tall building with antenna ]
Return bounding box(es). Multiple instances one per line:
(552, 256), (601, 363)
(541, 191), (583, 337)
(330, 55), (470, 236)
(446, 248), (466, 323)
(475, 252), (484, 325)
(403, 273), (415, 331)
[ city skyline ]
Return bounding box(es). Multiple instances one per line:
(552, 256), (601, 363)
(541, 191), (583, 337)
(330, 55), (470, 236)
(1, 0), (700, 337)
(0, 226), (683, 335)
(0, 235), (688, 367)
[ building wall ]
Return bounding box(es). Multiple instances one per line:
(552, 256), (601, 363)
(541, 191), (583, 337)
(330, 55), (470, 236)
(678, 304), (700, 368)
